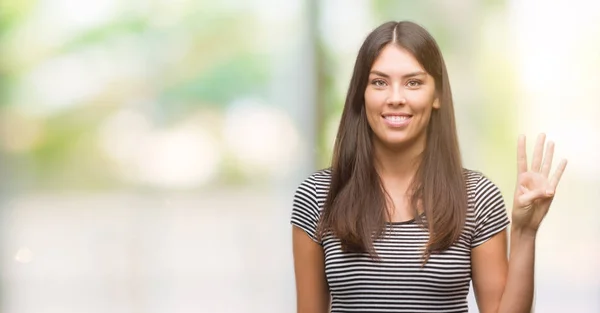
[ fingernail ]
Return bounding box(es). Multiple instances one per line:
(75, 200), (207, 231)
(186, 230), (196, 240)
(546, 190), (555, 196)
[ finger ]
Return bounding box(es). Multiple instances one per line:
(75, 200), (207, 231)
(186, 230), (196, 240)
(549, 158), (568, 191)
(519, 185), (528, 194)
(519, 188), (552, 206)
(541, 141), (555, 178)
(517, 134), (528, 174)
(531, 133), (546, 172)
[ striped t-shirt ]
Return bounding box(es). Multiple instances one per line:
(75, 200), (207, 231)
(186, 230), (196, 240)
(291, 168), (510, 313)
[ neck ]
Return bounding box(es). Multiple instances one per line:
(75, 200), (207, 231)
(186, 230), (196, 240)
(373, 137), (426, 188)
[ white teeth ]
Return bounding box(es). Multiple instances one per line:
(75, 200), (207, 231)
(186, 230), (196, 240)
(385, 116), (410, 122)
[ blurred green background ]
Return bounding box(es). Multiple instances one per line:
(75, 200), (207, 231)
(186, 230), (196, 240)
(0, 0), (598, 312)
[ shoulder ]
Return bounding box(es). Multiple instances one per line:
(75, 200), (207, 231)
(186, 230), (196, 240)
(462, 168), (502, 197)
(462, 168), (486, 184)
(462, 168), (510, 247)
(295, 167), (332, 198)
(290, 168), (332, 243)
(462, 168), (508, 217)
(310, 167), (332, 184)
(292, 167), (333, 208)
(463, 168), (509, 217)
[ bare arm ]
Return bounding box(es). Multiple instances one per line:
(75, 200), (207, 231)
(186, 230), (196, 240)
(292, 226), (330, 313)
(497, 230), (536, 313)
(472, 229), (535, 313)
(471, 229), (508, 313)
(473, 133), (567, 313)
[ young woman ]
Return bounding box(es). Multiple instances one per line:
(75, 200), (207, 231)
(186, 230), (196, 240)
(290, 21), (567, 313)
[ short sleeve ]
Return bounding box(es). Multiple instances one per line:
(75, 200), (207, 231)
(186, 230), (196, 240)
(290, 174), (321, 244)
(471, 175), (511, 248)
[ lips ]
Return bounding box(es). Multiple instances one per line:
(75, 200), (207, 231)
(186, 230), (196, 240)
(382, 113), (412, 128)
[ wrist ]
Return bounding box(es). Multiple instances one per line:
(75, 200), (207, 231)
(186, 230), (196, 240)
(511, 226), (538, 240)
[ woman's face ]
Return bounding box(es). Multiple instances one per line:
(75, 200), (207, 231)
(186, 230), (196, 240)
(364, 44), (439, 151)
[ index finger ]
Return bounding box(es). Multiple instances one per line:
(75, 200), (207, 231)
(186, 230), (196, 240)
(517, 134), (528, 174)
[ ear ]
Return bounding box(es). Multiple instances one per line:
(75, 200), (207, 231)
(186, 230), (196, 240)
(432, 97), (440, 109)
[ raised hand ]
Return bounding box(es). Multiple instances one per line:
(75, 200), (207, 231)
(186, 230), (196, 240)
(511, 133), (568, 235)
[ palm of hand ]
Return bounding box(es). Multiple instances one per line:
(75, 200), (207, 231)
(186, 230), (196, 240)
(512, 134), (568, 233)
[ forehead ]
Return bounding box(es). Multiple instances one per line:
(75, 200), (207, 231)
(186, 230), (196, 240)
(370, 44), (425, 74)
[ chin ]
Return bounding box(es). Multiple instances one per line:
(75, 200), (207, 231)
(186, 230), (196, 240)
(378, 136), (412, 148)
(376, 131), (424, 149)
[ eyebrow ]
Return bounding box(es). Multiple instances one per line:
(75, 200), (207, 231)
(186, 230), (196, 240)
(369, 70), (426, 79)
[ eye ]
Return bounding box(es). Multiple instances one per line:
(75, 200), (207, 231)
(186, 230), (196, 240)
(406, 80), (422, 88)
(371, 79), (387, 87)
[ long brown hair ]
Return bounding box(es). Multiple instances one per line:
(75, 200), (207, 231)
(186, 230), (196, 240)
(316, 21), (467, 261)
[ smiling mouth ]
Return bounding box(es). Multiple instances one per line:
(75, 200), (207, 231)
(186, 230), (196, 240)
(382, 114), (412, 127)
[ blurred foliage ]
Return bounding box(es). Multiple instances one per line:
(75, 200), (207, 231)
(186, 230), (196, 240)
(371, 0), (455, 50)
(0, 0), (36, 108)
(0, 0), (36, 29)
(161, 53), (271, 109)
(27, 106), (118, 189)
(0, 2), (273, 190)
(0, 0), (517, 191)
(58, 17), (150, 54)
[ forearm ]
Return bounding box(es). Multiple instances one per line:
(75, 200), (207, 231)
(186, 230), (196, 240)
(497, 229), (536, 313)
(297, 292), (330, 313)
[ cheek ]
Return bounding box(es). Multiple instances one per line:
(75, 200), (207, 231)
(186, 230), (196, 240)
(364, 90), (376, 107)
(363, 93), (382, 129)
(407, 91), (436, 112)
(364, 90), (387, 110)
(364, 92), (379, 114)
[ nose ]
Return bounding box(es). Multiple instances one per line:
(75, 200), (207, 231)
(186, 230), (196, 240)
(386, 84), (406, 106)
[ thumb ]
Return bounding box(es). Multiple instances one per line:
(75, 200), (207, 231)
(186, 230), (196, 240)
(518, 188), (552, 206)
